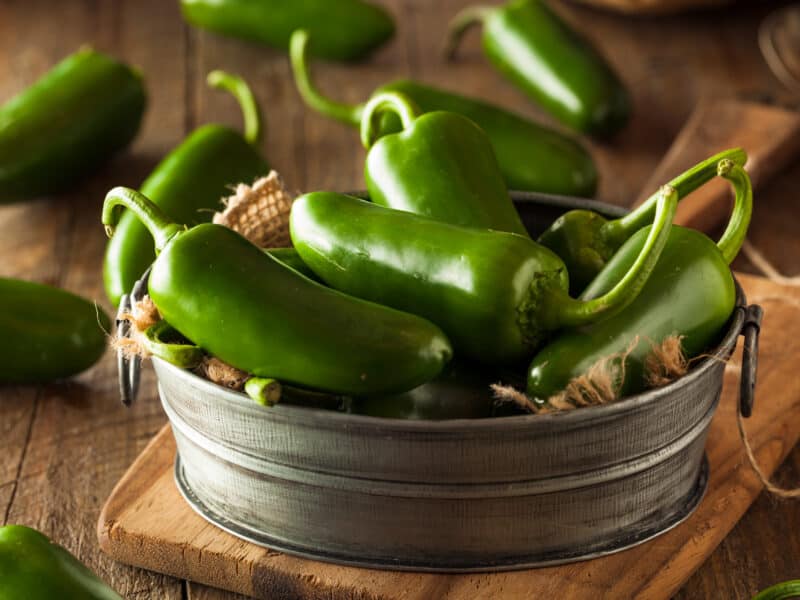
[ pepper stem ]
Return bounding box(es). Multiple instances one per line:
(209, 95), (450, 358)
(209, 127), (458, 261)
(715, 159), (753, 265)
(290, 29), (365, 127)
(360, 91), (421, 149)
(207, 70), (263, 146)
(103, 187), (183, 254)
(442, 5), (494, 60)
(245, 377), (282, 407)
(603, 147), (748, 247)
(142, 321), (204, 368)
(556, 184), (678, 328)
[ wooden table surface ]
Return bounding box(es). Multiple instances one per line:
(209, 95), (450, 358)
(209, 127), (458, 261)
(0, 1), (798, 598)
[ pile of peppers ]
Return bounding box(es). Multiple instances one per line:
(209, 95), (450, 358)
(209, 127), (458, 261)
(103, 80), (753, 408)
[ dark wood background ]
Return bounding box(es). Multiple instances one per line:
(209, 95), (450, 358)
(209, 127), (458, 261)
(0, 1), (798, 598)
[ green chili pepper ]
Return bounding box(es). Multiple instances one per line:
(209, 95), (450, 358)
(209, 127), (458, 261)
(102, 187), (452, 395)
(0, 278), (110, 384)
(0, 48), (145, 203)
(444, 0), (630, 137)
(181, 0), (394, 61)
(290, 30), (597, 197)
(0, 525), (121, 600)
(263, 247), (318, 281)
(539, 148), (748, 294)
(752, 581), (800, 600)
(361, 91), (526, 235)
(347, 361), (500, 419)
(290, 185), (676, 365)
(103, 70), (269, 306)
(527, 160), (752, 401)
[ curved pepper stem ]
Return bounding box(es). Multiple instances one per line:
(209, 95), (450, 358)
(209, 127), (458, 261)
(245, 377), (283, 407)
(556, 184), (678, 328)
(715, 159), (753, 265)
(360, 91), (421, 149)
(103, 187), (184, 254)
(290, 29), (365, 127)
(603, 147), (748, 248)
(207, 70), (263, 147)
(142, 320), (204, 368)
(442, 5), (494, 59)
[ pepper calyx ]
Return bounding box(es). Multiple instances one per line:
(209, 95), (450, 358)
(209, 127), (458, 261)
(516, 268), (568, 352)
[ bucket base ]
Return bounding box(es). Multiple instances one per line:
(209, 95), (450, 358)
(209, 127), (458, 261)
(174, 455), (709, 573)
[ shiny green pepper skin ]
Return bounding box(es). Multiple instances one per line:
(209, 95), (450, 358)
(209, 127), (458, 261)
(0, 525), (121, 599)
(181, 0), (394, 61)
(528, 227), (736, 399)
(446, 0), (629, 137)
(0, 48), (145, 203)
(751, 581), (800, 600)
(539, 148), (748, 294)
(527, 161), (752, 400)
(290, 188), (676, 365)
(103, 188), (452, 396)
(290, 30), (597, 197)
(0, 278), (110, 383)
(103, 71), (269, 306)
(361, 92), (527, 235)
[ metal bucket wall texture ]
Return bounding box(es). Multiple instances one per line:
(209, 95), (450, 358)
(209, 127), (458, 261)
(118, 192), (761, 572)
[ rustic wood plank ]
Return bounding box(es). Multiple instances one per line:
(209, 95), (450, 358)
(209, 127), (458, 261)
(0, 0), (188, 597)
(0, 1), (798, 598)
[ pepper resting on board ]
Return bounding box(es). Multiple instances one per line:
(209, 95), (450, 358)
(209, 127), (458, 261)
(181, 0), (394, 61)
(752, 581), (800, 600)
(0, 525), (121, 600)
(539, 147), (748, 293)
(289, 29), (597, 197)
(0, 278), (110, 384)
(445, 0), (630, 137)
(361, 91), (527, 235)
(103, 70), (269, 306)
(527, 159), (752, 401)
(102, 187), (452, 395)
(290, 186), (676, 365)
(0, 48), (145, 203)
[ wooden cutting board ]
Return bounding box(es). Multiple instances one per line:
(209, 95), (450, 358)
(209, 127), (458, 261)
(97, 273), (800, 600)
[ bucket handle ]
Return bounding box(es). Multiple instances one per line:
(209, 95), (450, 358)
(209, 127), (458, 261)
(116, 270), (150, 406)
(739, 304), (763, 418)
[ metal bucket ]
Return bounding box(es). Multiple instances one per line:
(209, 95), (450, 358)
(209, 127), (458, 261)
(117, 192), (763, 572)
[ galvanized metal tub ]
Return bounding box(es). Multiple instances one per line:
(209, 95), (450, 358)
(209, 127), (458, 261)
(117, 192), (762, 572)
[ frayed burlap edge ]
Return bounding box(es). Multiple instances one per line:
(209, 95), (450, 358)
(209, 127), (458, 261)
(213, 170), (293, 248)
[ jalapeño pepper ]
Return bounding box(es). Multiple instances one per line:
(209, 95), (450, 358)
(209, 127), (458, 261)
(103, 70), (269, 306)
(290, 30), (597, 196)
(0, 48), (145, 203)
(445, 0), (630, 137)
(102, 187), (452, 395)
(527, 160), (752, 401)
(538, 148), (748, 294)
(290, 186), (676, 365)
(0, 525), (121, 600)
(181, 0), (394, 61)
(361, 91), (526, 235)
(0, 278), (110, 384)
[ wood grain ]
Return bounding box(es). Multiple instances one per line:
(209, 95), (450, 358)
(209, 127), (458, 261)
(0, 0), (798, 598)
(631, 98), (800, 233)
(96, 274), (800, 600)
